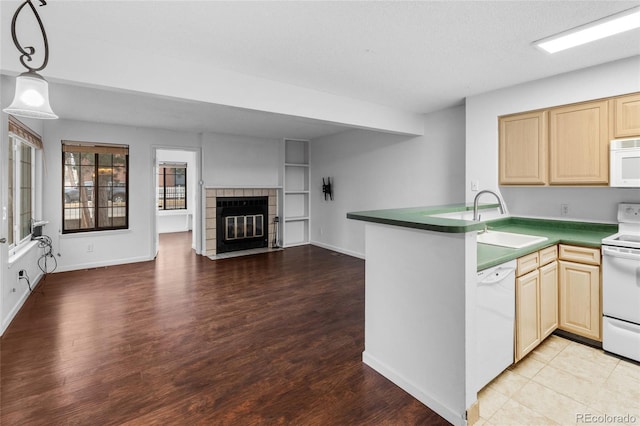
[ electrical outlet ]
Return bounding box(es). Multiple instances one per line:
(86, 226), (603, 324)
(87, 243), (94, 253)
(471, 180), (479, 191)
(18, 270), (25, 277)
(561, 204), (569, 216)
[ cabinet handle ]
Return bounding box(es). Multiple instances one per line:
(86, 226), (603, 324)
(0, 237), (6, 244)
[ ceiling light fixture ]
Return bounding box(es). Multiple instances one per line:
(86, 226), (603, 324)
(3, 0), (58, 119)
(535, 6), (640, 54)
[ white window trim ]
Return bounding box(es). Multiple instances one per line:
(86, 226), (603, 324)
(7, 134), (36, 258)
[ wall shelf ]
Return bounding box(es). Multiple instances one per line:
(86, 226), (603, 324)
(282, 139), (310, 247)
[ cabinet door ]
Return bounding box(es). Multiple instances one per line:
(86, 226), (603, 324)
(516, 270), (541, 361)
(539, 261), (558, 339)
(559, 260), (601, 341)
(614, 92), (640, 138)
(549, 100), (609, 185)
(499, 111), (548, 185)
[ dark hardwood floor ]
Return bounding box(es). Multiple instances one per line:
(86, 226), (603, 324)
(1, 232), (449, 425)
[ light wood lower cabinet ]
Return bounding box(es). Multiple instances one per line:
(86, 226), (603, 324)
(516, 270), (541, 361)
(514, 244), (602, 363)
(558, 260), (601, 341)
(539, 261), (559, 339)
(515, 245), (558, 362)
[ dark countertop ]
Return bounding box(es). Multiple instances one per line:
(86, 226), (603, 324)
(346, 204), (617, 272)
(476, 217), (617, 271)
(346, 203), (498, 233)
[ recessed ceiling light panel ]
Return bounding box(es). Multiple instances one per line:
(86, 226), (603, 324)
(535, 6), (640, 54)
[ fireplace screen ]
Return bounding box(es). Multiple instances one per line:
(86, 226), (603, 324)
(225, 214), (264, 241)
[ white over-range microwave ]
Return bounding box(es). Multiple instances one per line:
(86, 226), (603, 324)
(610, 138), (640, 187)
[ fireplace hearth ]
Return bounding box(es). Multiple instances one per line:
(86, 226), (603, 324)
(216, 196), (269, 254)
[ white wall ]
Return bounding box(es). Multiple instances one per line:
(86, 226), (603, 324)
(42, 119), (201, 271)
(310, 105), (466, 257)
(156, 149), (196, 234)
(1, 75), (47, 334)
(202, 132), (282, 188)
(38, 120), (285, 272)
(466, 56), (640, 222)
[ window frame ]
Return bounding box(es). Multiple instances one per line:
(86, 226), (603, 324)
(157, 163), (187, 211)
(7, 133), (36, 255)
(61, 141), (130, 234)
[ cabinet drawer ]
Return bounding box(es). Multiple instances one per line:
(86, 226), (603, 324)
(539, 245), (558, 266)
(517, 252), (539, 277)
(559, 244), (601, 266)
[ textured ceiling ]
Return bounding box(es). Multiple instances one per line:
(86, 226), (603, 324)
(1, 1), (639, 138)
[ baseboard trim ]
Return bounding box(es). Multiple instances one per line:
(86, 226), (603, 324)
(362, 351), (465, 426)
(310, 241), (365, 259)
(55, 255), (154, 273)
(1, 272), (43, 336)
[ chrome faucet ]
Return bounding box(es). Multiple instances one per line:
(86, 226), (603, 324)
(473, 190), (507, 221)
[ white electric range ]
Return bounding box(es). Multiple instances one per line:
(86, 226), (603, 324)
(601, 203), (640, 362)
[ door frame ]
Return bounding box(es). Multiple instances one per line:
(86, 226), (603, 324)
(151, 145), (203, 257)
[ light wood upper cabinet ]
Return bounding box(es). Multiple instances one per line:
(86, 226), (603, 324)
(549, 100), (609, 185)
(614, 92), (640, 138)
(499, 111), (547, 185)
(498, 93), (640, 186)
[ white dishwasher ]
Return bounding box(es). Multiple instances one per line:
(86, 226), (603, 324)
(476, 259), (516, 392)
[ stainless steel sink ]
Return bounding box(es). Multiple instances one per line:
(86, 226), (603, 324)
(477, 230), (548, 249)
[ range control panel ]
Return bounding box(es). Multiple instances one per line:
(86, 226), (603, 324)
(617, 203), (640, 224)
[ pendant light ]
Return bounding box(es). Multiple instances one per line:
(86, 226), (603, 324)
(3, 0), (58, 119)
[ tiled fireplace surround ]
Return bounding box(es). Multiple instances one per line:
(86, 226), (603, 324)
(205, 188), (278, 257)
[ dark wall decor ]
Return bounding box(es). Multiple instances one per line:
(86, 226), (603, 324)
(322, 177), (333, 201)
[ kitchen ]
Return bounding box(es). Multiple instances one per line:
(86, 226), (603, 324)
(347, 69), (640, 424)
(1, 2), (640, 425)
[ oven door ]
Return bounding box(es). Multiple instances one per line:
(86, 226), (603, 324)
(602, 245), (640, 324)
(610, 147), (640, 187)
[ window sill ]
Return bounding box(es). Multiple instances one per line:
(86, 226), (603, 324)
(60, 228), (131, 239)
(8, 240), (39, 267)
(157, 210), (190, 216)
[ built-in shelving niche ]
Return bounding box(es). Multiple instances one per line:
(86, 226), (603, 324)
(283, 139), (310, 247)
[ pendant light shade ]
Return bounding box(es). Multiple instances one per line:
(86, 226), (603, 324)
(3, 1), (58, 120)
(3, 71), (58, 119)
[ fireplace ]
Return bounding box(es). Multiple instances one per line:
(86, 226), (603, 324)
(216, 196), (269, 254)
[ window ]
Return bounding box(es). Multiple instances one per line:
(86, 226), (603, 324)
(62, 142), (129, 233)
(7, 116), (39, 253)
(157, 163), (186, 210)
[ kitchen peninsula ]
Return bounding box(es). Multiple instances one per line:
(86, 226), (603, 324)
(347, 204), (616, 426)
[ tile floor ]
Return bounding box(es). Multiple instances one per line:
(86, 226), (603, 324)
(477, 335), (640, 425)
